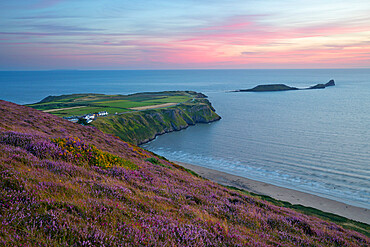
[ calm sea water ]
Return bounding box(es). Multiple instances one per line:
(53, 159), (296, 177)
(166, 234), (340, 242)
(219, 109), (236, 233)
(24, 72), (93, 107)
(1, 69), (369, 208)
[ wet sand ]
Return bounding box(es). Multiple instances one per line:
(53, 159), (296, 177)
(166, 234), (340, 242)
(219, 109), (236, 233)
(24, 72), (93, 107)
(175, 161), (370, 225)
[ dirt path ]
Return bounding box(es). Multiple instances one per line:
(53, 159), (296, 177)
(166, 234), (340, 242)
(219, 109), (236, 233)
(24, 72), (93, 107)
(43, 106), (87, 112)
(129, 103), (178, 111)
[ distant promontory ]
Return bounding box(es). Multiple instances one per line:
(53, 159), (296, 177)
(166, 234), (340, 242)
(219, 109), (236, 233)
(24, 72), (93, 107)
(28, 91), (221, 145)
(234, 79), (335, 92)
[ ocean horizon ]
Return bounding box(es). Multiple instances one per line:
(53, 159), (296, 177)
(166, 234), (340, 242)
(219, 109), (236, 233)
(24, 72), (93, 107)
(1, 68), (369, 209)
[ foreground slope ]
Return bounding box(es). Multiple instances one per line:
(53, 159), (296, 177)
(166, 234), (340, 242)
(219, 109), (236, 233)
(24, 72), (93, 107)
(0, 100), (368, 246)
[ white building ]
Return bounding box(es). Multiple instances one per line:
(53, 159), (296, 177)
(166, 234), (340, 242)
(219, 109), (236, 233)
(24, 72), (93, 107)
(83, 114), (95, 120)
(98, 111), (108, 116)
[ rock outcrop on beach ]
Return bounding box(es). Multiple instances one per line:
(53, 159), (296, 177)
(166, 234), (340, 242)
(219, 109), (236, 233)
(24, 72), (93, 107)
(0, 99), (369, 246)
(234, 79), (336, 92)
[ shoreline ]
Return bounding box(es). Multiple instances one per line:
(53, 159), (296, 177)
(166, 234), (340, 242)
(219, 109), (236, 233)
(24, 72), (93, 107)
(175, 161), (370, 225)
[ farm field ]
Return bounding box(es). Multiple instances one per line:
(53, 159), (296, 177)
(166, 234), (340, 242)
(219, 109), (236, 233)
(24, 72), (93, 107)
(27, 91), (195, 117)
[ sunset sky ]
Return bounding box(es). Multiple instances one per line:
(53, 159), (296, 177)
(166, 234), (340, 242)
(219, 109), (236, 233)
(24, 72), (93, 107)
(1, 0), (369, 70)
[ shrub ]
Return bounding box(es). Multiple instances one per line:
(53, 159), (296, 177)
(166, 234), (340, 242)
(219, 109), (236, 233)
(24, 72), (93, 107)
(52, 137), (137, 170)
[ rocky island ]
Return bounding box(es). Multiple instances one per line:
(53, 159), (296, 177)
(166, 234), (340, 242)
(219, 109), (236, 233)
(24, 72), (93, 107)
(308, 79), (336, 89)
(234, 79), (335, 92)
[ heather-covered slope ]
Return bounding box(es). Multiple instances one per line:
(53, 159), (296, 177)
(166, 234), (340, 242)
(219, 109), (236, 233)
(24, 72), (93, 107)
(0, 100), (368, 246)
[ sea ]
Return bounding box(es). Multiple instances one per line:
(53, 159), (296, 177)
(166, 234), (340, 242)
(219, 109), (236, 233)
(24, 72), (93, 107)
(1, 69), (369, 209)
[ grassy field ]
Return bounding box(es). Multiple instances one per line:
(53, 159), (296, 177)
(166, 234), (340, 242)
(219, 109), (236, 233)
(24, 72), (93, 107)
(27, 91), (195, 117)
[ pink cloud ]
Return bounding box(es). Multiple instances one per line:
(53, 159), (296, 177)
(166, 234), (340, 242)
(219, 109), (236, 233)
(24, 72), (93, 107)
(285, 24), (370, 39)
(171, 13), (370, 51)
(201, 22), (253, 31)
(30, 0), (63, 9)
(2, 13), (369, 69)
(236, 46), (370, 67)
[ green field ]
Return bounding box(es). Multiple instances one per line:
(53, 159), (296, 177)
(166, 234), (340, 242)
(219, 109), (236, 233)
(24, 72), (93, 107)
(28, 91), (197, 117)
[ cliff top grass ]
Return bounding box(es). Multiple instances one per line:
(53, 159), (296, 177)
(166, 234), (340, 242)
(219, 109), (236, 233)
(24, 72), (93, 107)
(0, 100), (369, 246)
(91, 95), (220, 145)
(27, 91), (203, 117)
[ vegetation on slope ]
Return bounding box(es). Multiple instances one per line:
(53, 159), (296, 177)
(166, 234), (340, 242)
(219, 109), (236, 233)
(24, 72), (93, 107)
(92, 97), (221, 145)
(0, 100), (369, 246)
(27, 91), (202, 116)
(28, 91), (221, 145)
(226, 186), (370, 237)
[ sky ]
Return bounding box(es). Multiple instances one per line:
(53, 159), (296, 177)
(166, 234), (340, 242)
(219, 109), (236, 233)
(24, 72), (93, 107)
(0, 0), (369, 70)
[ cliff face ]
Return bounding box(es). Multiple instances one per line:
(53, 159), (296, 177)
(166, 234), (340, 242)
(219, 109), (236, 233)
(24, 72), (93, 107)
(92, 98), (221, 145)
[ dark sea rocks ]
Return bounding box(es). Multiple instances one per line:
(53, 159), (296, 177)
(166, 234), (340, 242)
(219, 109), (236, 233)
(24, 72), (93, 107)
(234, 79), (335, 92)
(308, 84), (326, 89)
(236, 84), (298, 92)
(325, 79), (336, 87)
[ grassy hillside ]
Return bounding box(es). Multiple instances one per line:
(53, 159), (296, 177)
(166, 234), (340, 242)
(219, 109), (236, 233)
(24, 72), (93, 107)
(28, 91), (221, 145)
(0, 100), (369, 246)
(27, 91), (201, 117)
(92, 97), (221, 145)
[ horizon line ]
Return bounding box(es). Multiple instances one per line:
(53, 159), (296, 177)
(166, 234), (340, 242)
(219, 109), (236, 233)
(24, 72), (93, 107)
(1, 67), (370, 72)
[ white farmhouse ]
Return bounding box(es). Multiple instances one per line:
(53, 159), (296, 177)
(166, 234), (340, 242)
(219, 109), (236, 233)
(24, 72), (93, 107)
(98, 111), (108, 116)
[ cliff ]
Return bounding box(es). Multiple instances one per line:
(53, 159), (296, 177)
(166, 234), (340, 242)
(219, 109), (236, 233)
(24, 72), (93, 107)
(0, 100), (369, 246)
(92, 98), (221, 145)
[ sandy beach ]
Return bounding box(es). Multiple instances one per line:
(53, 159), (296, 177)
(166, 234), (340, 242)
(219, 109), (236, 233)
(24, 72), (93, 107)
(175, 161), (370, 225)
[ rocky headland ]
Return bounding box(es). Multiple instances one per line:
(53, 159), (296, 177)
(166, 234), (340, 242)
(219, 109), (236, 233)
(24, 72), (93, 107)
(92, 97), (221, 145)
(28, 91), (221, 145)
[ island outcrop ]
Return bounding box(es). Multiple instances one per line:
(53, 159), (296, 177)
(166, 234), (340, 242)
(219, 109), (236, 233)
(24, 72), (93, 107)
(237, 84), (299, 92)
(234, 79), (335, 92)
(324, 79), (336, 87)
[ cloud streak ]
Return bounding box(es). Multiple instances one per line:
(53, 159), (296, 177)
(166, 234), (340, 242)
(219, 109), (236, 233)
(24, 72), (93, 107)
(0, 0), (369, 69)
(30, 0), (64, 9)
